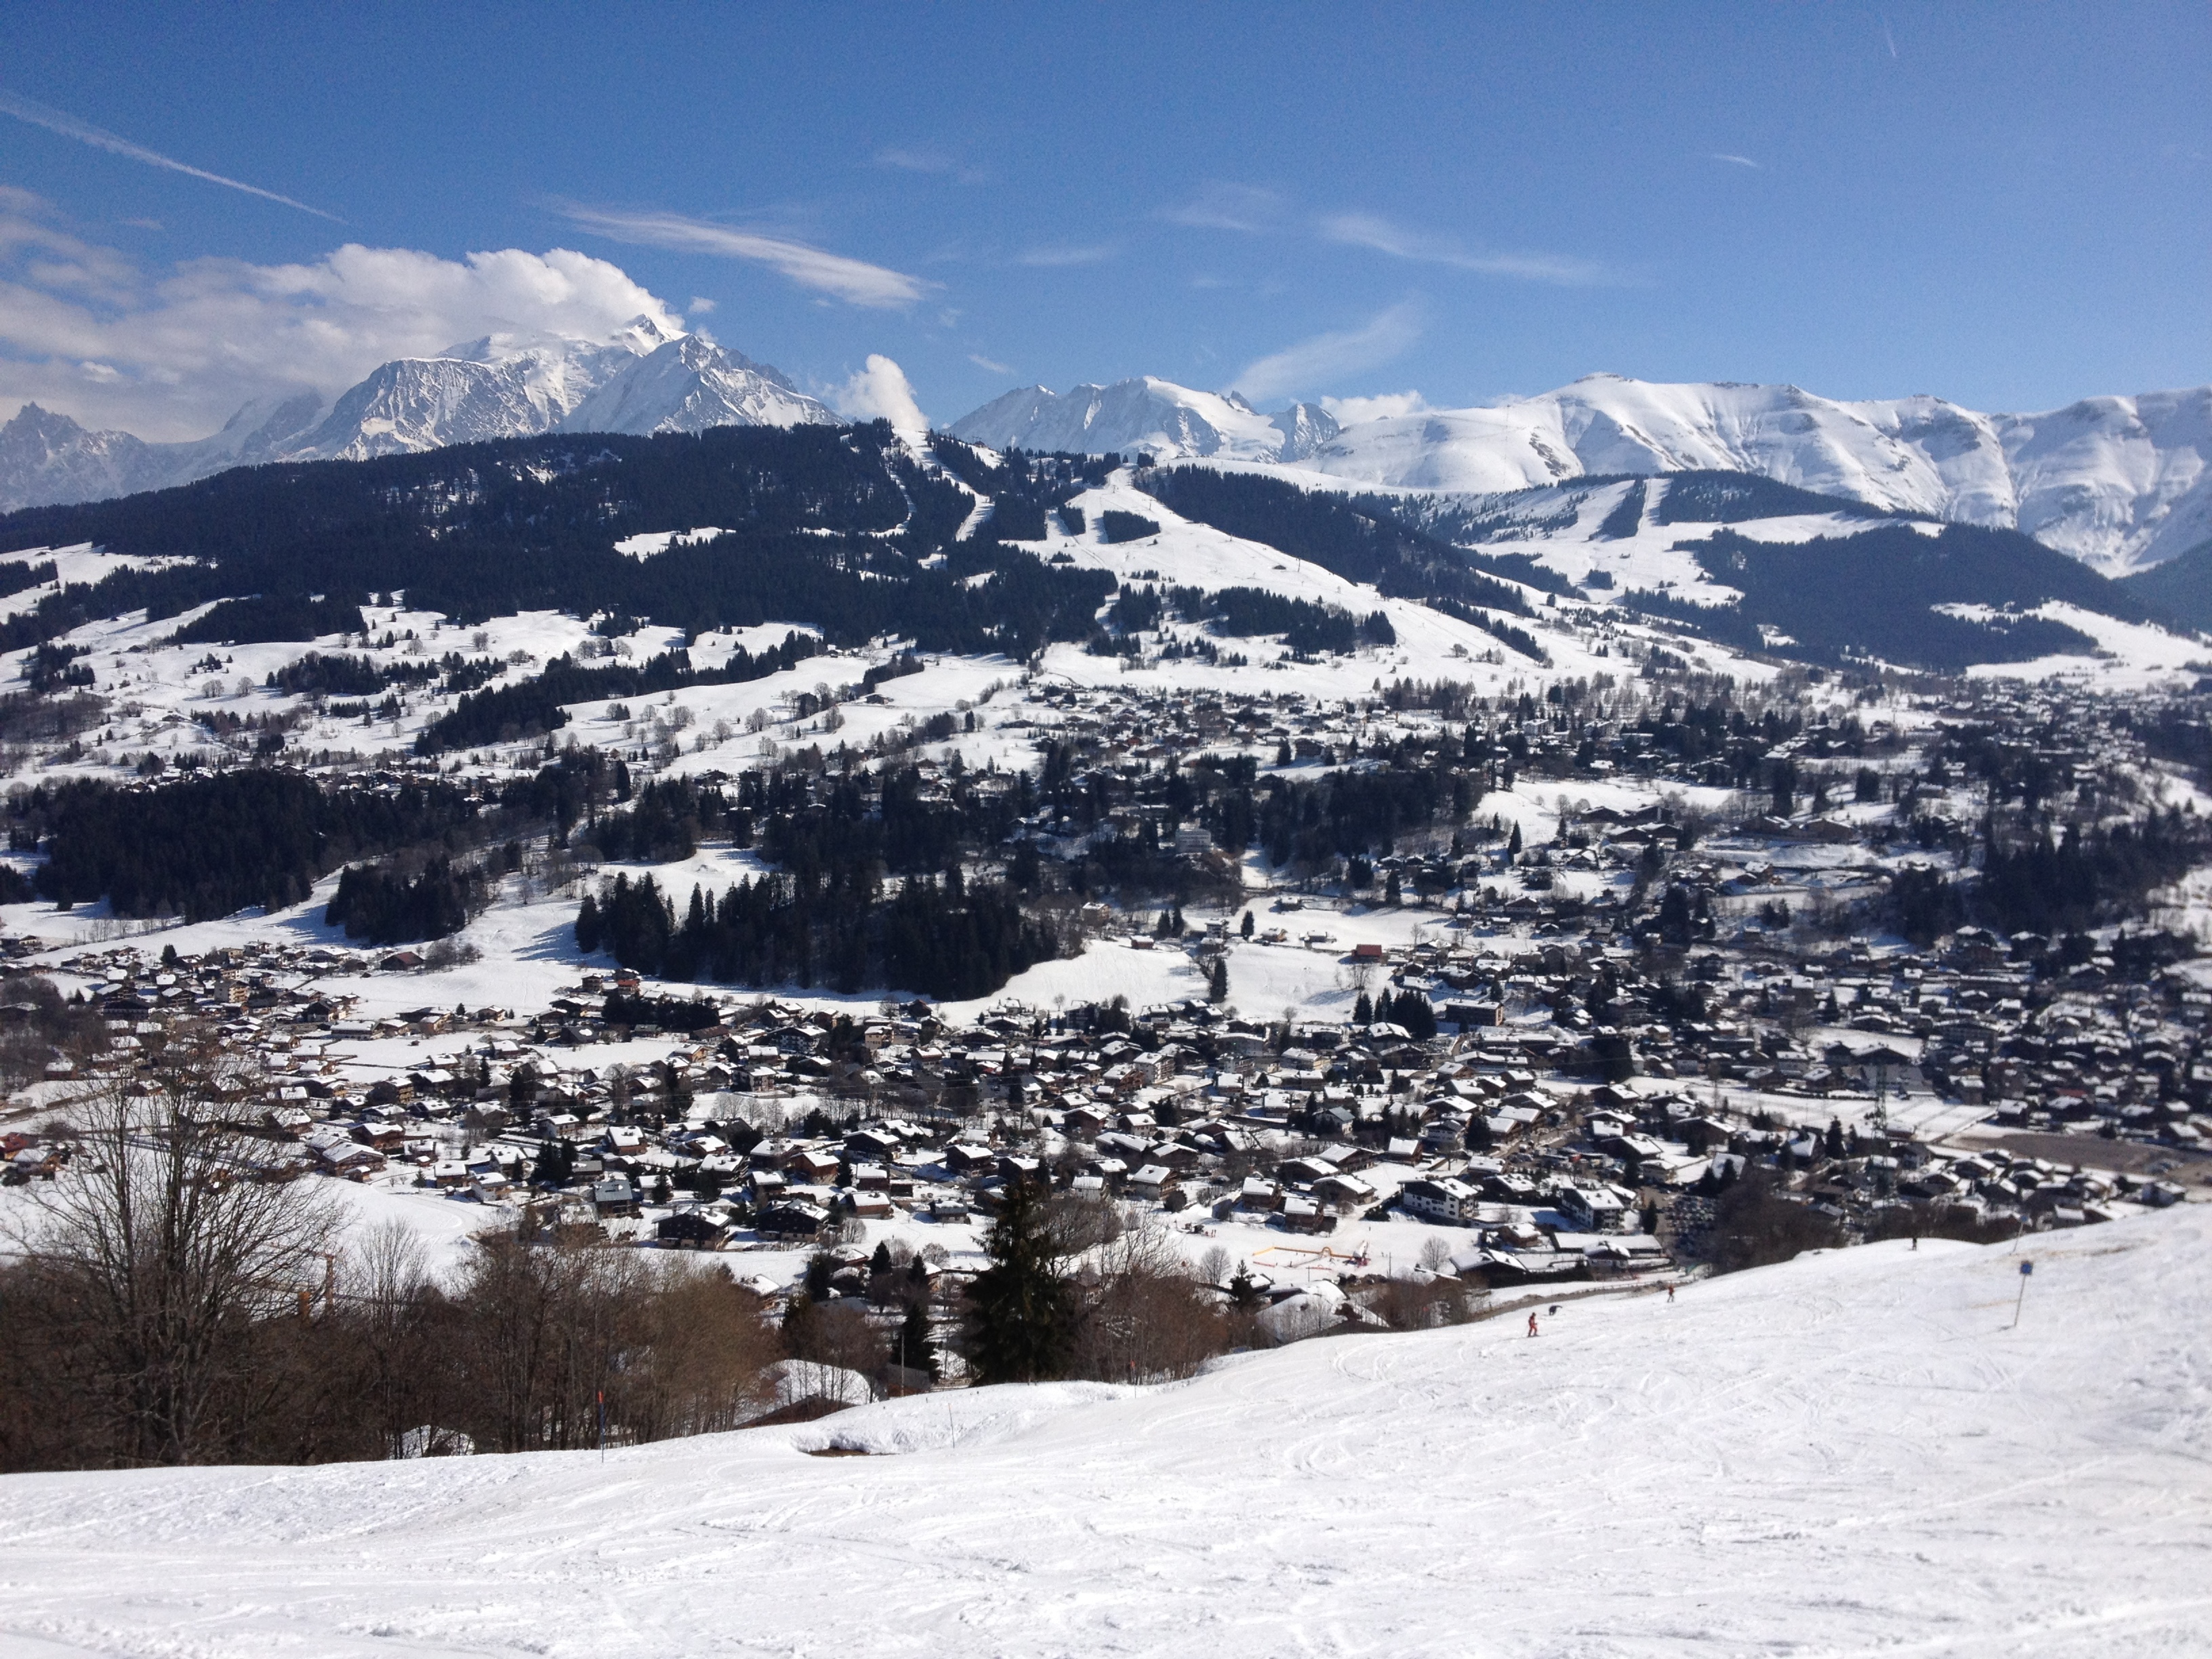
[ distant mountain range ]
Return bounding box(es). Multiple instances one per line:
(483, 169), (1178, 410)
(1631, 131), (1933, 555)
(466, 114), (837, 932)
(9, 347), (2208, 578)
(0, 317), (834, 514)
(949, 373), (2212, 575)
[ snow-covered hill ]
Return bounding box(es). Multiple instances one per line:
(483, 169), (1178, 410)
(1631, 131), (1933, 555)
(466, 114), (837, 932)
(954, 374), (2212, 575)
(0, 320), (832, 511)
(4, 1210), (2205, 1657)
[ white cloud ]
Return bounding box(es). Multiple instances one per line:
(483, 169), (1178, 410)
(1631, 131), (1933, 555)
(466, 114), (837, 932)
(832, 353), (929, 438)
(1319, 390), (1429, 425)
(1163, 182), (1288, 234)
(968, 352), (1012, 375)
(1168, 186), (1610, 286)
(1017, 243), (1116, 268)
(1319, 212), (1609, 285)
(1230, 301), (1425, 406)
(558, 203), (928, 309)
(0, 87), (341, 222)
(687, 295), (716, 314)
(0, 192), (684, 438)
(1710, 153), (1761, 170)
(874, 147), (986, 184)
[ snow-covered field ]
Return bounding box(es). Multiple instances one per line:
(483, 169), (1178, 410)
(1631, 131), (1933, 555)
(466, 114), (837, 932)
(4, 1207), (2207, 1658)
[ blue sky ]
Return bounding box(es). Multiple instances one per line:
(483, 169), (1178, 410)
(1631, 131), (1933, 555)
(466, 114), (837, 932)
(1, 2), (2205, 438)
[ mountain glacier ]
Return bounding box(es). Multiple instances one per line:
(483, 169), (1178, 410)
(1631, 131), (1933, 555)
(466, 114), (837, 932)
(950, 373), (2212, 574)
(0, 320), (834, 513)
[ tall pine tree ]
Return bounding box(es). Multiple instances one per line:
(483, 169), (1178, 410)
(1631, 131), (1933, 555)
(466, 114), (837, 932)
(961, 1180), (1076, 1385)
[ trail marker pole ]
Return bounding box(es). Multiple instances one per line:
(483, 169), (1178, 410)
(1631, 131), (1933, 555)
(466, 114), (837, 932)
(598, 1389), (607, 1462)
(2011, 1259), (2033, 1329)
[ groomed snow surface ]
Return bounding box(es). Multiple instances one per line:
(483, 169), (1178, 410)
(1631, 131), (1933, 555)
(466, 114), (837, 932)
(5, 1208), (2209, 1657)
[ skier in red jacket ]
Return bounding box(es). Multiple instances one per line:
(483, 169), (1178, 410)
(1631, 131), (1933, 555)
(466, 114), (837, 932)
(1526, 1311), (1539, 1337)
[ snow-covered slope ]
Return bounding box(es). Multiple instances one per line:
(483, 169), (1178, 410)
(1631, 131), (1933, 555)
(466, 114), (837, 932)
(953, 373), (2212, 574)
(299, 340), (622, 461)
(951, 377), (1338, 462)
(4, 1211), (2205, 1657)
(1993, 388), (2212, 573)
(0, 319), (826, 510)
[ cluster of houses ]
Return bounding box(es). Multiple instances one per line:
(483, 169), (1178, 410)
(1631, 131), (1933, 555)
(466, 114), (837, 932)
(5, 899), (2198, 1287)
(3, 666), (2208, 1311)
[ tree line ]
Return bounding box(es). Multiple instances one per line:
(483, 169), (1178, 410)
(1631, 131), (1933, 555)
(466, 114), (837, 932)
(417, 633), (820, 754)
(579, 864), (1060, 1001)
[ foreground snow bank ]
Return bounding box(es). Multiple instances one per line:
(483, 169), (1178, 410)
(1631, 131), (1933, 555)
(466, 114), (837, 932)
(5, 1211), (2211, 1656)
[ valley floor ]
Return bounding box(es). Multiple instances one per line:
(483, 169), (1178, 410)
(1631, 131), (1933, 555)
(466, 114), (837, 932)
(4, 1208), (2209, 1658)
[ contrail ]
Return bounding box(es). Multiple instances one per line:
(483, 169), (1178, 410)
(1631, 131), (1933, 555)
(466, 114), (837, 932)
(0, 88), (342, 222)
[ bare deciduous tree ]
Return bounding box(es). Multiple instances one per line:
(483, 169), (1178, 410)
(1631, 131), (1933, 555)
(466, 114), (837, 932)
(346, 1219), (444, 1458)
(1067, 1210), (1231, 1384)
(17, 1039), (340, 1465)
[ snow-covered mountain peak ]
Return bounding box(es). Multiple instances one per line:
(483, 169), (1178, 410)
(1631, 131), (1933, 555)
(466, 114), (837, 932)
(947, 375), (1335, 464)
(558, 335), (834, 436)
(0, 320), (827, 509)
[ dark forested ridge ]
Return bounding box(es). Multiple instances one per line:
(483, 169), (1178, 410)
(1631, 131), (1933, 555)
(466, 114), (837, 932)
(1652, 470), (1900, 527)
(0, 422), (1106, 657)
(1624, 522), (2152, 672)
(2120, 536), (2212, 632)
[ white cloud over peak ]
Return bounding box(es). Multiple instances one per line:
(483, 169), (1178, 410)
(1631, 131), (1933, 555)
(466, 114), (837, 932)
(1230, 300), (1425, 405)
(558, 204), (928, 309)
(1319, 390), (1429, 425)
(832, 353), (928, 438)
(0, 192), (683, 438)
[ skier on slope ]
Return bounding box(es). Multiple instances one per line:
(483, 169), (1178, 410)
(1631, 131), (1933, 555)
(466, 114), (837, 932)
(1527, 1311), (1539, 1337)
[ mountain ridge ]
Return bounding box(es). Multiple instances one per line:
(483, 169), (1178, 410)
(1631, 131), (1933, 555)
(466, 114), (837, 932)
(951, 373), (2212, 575)
(9, 358), (2207, 578)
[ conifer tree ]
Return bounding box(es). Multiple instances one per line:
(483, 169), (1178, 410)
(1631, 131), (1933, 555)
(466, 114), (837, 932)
(895, 1295), (939, 1379)
(962, 1180), (1076, 1385)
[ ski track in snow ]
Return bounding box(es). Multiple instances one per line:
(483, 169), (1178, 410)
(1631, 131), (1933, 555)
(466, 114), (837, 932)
(4, 1208), (2210, 1657)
